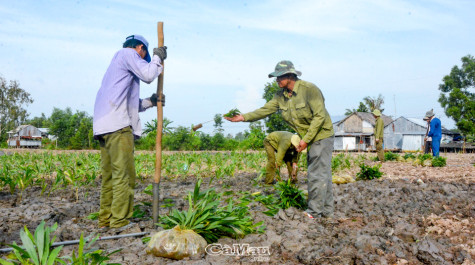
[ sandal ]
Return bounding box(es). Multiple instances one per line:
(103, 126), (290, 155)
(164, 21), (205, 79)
(304, 212), (314, 219)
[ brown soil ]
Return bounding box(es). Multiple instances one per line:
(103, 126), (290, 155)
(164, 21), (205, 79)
(1, 152), (474, 264)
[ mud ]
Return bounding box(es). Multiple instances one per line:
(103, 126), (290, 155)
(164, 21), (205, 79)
(1, 153), (474, 264)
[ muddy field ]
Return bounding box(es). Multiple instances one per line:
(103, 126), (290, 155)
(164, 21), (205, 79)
(1, 152), (474, 264)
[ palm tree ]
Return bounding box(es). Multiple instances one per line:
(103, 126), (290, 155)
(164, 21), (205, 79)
(345, 102), (369, 115)
(143, 118), (173, 134)
(363, 94), (385, 112)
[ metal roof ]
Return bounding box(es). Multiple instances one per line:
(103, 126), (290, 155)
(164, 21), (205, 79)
(389, 117), (458, 135)
(336, 112), (393, 126)
(406, 118), (427, 128)
(335, 132), (373, 136)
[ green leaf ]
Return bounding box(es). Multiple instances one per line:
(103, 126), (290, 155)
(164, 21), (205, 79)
(35, 222), (46, 265)
(46, 246), (63, 265)
(0, 259), (15, 265)
(19, 228), (40, 265)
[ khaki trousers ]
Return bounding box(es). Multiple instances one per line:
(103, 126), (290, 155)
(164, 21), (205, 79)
(376, 140), (384, 162)
(98, 127), (136, 228)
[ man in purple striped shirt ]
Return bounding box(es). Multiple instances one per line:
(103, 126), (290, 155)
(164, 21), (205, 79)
(93, 34), (167, 229)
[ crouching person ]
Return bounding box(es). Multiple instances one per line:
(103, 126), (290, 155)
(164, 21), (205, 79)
(263, 131), (302, 184)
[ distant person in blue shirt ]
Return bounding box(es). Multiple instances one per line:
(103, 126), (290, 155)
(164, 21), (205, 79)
(93, 35), (167, 230)
(424, 109), (442, 157)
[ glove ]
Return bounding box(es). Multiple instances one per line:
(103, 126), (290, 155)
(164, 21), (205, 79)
(150, 93), (165, 107)
(153, 46), (167, 61)
(150, 93), (158, 106)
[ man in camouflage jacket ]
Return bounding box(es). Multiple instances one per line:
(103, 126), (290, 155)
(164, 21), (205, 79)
(225, 60), (335, 219)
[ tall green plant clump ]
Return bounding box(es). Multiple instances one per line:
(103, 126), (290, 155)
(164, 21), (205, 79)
(356, 163), (383, 181)
(431, 156), (447, 167)
(159, 180), (263, 243)
(275, 180), (307, 210)
(0, 220), (121, 265)
(384, 151), (399, 161)
(331, 153), (352, 172)
(1, 221), (64, 265)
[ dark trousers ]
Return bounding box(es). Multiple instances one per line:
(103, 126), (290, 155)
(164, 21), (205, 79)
(424, 141), (432, 154)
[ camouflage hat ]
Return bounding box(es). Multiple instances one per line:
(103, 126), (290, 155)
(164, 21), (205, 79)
(268, 60), (302, 78)
(372, 109), (382, 116)
(424, 109), (434, 120)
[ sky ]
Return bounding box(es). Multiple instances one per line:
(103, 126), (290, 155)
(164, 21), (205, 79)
(1, 0), (474, 135)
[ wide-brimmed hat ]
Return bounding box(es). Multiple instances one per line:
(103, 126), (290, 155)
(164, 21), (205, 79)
(268, 60), (302, 78)
(372, 109), (382, 116)
(125, 34), (151, 63)
(424, 109), (434, 120)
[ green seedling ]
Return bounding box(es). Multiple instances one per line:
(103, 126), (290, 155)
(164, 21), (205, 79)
(1, 221), (65, 265)
(384, 151), (399, 161)
(159, 179), (263, 243)
(87, 212), (99, 221)
(356, 163), (383, 181)
(431, 156), (447, 167)
(223, 108), (241, 118)
(275, 180), (307, 210)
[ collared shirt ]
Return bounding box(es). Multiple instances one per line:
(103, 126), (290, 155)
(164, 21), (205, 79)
(243, 80), (334, 144)
(93, 48), (163, 137)
(428, 117), (442, 138)
(265, 131), (299, 167)
(374, 117), (384, 140)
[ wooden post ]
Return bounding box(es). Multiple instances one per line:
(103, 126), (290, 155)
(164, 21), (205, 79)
(153, 22), (164, 225)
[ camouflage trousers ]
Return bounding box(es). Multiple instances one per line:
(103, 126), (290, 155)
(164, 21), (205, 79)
(264, 139), (297, 184)
(97, 126), (136, 228)
(376, 140), (384, 162)
(306, 135), (334, 218)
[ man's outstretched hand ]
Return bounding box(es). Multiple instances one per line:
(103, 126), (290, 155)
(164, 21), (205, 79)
(224, 114), (244, 122)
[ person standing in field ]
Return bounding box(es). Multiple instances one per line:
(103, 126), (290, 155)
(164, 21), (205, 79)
(263, 131), (302, 185)
(372, 109), (384, 162)
(423, 116), (432, 154)
(93, 34), (167, 229)
(424, 109), (442, 157)
(225, 60), (335, 219)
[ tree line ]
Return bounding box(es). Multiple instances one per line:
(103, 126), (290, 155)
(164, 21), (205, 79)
(1, 54), (474, 150)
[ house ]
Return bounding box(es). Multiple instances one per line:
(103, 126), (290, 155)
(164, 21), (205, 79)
(38, 127), (57, 141)
(7, 125), (42, 148)
(333, 112), (393, 151)
(384, 117), (460, 151)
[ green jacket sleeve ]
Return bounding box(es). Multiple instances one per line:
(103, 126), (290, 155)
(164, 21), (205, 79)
(242, 97), (279, 122)
(302, 87), (327, 143)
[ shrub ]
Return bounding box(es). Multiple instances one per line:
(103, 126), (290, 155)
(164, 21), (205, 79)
(431, 156), (447, 167)
(403, 153), (416, 160)
(356, 164), (383, 181)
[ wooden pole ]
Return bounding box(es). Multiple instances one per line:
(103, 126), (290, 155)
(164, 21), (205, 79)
(153, 22), (164, 225)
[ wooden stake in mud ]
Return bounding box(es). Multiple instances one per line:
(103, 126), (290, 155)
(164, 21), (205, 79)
(153, 22), (164, 225)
